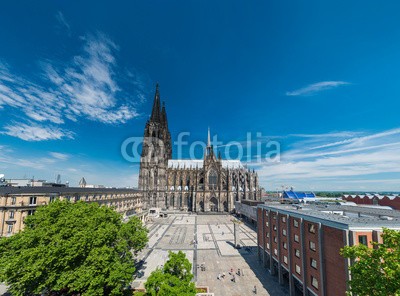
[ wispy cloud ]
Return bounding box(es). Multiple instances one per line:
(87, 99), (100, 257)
(286, 81), (350, 96)
(0, 32), (148, 141)
(1, 122), (74, 141)
(0, 146), (139, 187)
(55, 11), (71, 35)
(49, 152), (69, 161)
(252, 127), (400, 191)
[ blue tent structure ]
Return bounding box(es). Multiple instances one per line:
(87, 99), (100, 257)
(281, 190), (316, 203)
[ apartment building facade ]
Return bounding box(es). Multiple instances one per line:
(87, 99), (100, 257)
(257, 203), (400, 296)
(0, 187), (144, 237)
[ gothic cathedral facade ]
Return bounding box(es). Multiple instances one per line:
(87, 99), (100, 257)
(138, 85), (261, 212)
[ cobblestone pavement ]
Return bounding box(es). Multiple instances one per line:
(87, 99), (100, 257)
(133, 213), (288, 296)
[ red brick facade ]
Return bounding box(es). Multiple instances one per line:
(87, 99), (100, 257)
(322, 226), (347, 296)
(343, 194), (400, 210)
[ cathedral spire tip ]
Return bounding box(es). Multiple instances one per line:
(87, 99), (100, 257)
(150, 83), (161, 122)
(207, 127), (211, 147)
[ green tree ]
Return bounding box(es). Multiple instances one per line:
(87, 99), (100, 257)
(162, 251), (193, 282)
(341, 228), (400, 296)
(0, 200), (148, 296)
(144, 251), (196, 296)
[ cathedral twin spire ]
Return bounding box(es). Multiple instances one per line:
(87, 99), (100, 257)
(150, 83), (168, 127)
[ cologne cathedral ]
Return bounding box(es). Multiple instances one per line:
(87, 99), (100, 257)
(138, 85), (261, 212)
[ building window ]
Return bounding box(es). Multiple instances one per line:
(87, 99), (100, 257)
(293, 219), (299, 228)
(283, 242), (287, 249)
(266, 232), (269, 238)
(294, 234), (299, 242)
(311, 276), (319, 289)
(274, 249), (277, 255)
(283, 256), (288, 264)
(274, 236), (277, 243)
(49, 196), (57, 203)
(7, 224), (13, 234)
(295, 249), (300, 258)
(308, 224), (316, 234)
(28, 210), (36, 215)
(266, 221), (269, 227)
(208, 170), (218, 189)
(29, 196), (37, 205)
(309, 241), (316, 251)
(66, 196), (71, 201)
(266, 243), (270, 249)
(272, 215), (276, 220)
(282, 229), (287, 236)
(295, 264), (301, 275)
(282, 216), (286, 223)
(359, 235), (368, 246)
(273, 225), (277, 231)
(11, 197), (16, 205)
(311, 258), (317, 269)
(9, 211), (15, 219)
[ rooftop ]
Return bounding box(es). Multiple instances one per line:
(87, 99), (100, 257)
(168, 159), (245, 169)
(282, 190), (316, 199)
(258, 203), (400, 229)
(0, 186), (140, 195)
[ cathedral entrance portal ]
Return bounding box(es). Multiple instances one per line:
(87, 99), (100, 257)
(210, 197), (218, 212)
(187, 195), (193, 211)
(199, 201), (204, 212)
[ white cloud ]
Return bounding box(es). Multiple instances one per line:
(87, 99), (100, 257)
(55, 11), (71, 34)
(49, 152), (69, 161)
(286, 81), (350, 96)
(253, 127), (400, 191)
(0, 146), (140, 187)
(1, 122), (74, 141)
(0, 33), (147, 141)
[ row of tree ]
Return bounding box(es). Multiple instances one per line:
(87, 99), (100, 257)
(0, 200), (398, 295)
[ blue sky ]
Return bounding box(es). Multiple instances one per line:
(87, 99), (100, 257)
(1, 1), (400, 191)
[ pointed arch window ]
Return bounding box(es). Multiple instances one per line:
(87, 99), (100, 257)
(208, 170), (218, 189)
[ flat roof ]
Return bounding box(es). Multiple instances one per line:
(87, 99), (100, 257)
(0, 186), (140, 195)
(258, 203), (400, 229)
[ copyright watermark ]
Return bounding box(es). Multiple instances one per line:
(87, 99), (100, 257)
(121, 132), (280, 164)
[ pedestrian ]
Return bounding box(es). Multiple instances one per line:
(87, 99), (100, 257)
(237, 268), (241, 276)
(217, 273), (221, 280)
(232, 275), (236, 283)
(253, 285), (257, 294)
(222, 272), (226, 278)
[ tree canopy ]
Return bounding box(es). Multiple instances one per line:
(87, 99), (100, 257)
(144, 251), (196, 296)
(0, 200), (148, 296)
(341, 228), (400, 296)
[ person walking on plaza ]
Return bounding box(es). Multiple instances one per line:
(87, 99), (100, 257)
(253, 285), (257, 294)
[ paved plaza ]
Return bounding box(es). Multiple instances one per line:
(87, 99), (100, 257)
(133, 213), (288, 296)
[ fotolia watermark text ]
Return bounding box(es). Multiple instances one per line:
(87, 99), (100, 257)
(121, 132), (280, 163)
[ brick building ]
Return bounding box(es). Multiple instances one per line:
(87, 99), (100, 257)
(257, 203), (400, 296)
(342, 194), (400, 210)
